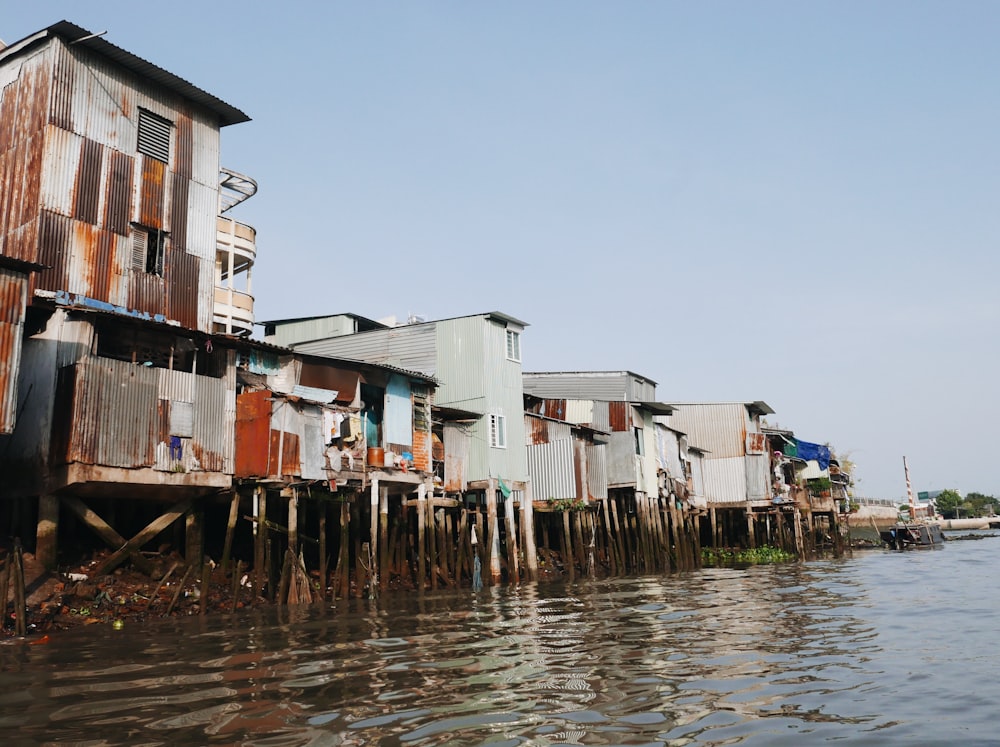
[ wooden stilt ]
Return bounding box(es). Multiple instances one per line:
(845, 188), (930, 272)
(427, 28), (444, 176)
(337, 499), (350, 599)
(318, 497), (328, 602)
(13, 542), (26, 636)
(186, 501), (204, 567)
(504, 490), (520, 583)
(427, 497), (438, 590)
(288, 489), (299, 555)
(417, 483), (427, 589)
(61, 496), (155, 576)
(379, 486), (389, 592)
(521, 481), (538, 581)
(254, 487), (267, 596)
(369, 478), (379, 592)
(487, 481), (501, 584)
(221, 490), (240, 574)
(36, 495), (59, 571)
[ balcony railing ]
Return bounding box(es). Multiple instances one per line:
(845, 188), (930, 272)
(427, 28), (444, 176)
(215, 216), (256, 336)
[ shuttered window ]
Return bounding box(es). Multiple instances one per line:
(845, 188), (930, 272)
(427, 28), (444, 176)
(137, 109), (171, 163)
(130, 225), (166, 276)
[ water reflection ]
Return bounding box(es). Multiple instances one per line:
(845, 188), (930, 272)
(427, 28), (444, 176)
(2, 538), (997, 745)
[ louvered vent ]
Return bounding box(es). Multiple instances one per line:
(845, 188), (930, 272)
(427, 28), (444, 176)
(137, 109), (171, 162)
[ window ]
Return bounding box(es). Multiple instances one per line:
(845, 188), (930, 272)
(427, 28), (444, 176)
(489, 413), (507, 448)
(137, 109), (172, 162)
(131, 225), (167, 276)
(634, 427), (645, 456)
(505, 329), (521, 362)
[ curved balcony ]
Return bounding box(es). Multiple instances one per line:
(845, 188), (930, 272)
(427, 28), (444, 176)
(214, 216), (257, 336)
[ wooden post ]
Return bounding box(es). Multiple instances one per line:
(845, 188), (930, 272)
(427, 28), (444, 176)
(221, 490), (240, 574)
(709, 507), (718, 549)
(746, 504), (757, 548)
(288, 488), (299, 556)
(487, 480), (501, 584)
(602, 498), (618, 575)
(12, 542), (26, 636)
(417, 482), (427, 588)
(318, 496), (328, 602)
(36, 495), (59, 571)
(504, 488), (520, 583)
(369, 478), (379, 591)
(562, 509), (575, 581)
(336, 499), (350, 599)
(254, 487), (267, 596)
(186, 501), (204, 567)
(427, 495), (438, 590)
(379, 485), (389, 591)
(793, 507), (805, 558)
(521, 480), (538, 581)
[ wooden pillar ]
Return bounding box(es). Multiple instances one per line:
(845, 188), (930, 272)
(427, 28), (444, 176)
(417, 482), (427, 588)
(36, 495), (59, 571)
(746, 503), (757, 548)
(504, 488), (520, 583)
(427, 495), (438, 590)
(369, 478), (380, 591)
(379, 485), (389, 591)
(288, 488), (299, 555)
(254, 487), (267, 594)
(186, 500), (204, 567)
(318, 496), (328, 601)
(601, 498), (618, 575)
(521, 480), (538, 581)
(487, 479), (501, 584)
(562, 509), (575, 581)
(337, 499), (350, 599)
(793, 507), (805, 558)
(221, 490), (240, 573)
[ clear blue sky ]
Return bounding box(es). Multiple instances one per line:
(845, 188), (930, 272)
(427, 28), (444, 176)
(6, 2), (999, 501)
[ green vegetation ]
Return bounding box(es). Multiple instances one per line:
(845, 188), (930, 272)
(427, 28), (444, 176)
(546, 497), (586, 512)
(701, 545), (796, 566)
(935, 490), (999, 519)
(806, 477), (831, 496)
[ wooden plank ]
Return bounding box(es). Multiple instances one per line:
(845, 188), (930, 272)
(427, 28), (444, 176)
(61, 496), (154, 576)
(90, 497), (195, 577)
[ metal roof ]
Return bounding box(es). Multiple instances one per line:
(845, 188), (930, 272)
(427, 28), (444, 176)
(0, 21), (250, 126)
(669, 400), (775, 416)
(523, 369), (658, 386)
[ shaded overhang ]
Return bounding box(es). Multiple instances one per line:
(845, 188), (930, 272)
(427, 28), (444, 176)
(636, 401), (675, 416)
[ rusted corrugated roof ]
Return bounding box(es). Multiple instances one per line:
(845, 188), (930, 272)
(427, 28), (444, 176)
(0, 21), (249, 126)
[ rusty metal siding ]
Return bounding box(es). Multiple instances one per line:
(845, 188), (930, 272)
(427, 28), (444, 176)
(170, 171), (189, 252)
(192, 371), (230, 473)
(166, 248), (199, 329)
(127, 266), (166, 318)
(104, 149), (133, 234)
(412, 427), (431, 473)
(701, 456), (750, 504)
(73, 136), (102, 224)
(0, 267), (27, 433)
(606, 431), (638, 488)
(527, 439), (576, 501)
(236, 388), (270, 478)
(586, 442), (608, 502)
(443, 421), (469, 492)
(36, 210), (71, 292)
(138, 156), (165, 228)
(608, 401), (629, 432)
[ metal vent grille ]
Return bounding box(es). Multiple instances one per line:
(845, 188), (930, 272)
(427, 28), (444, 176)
(137, 109), (171, 163)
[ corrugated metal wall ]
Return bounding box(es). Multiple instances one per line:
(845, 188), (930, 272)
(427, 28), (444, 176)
(526, 439), (576, 501)
(1, 38), (221, 332)
(668, 403), (749, 458)
(522, 372), (657, 402)
(606, 431), (638, 488)
(64, 356), (233, 474)
(295, 324), (438, 377)
(701, 456), (749, 503)
(586, 442), (608, 501)
(0, 267), (27, 433)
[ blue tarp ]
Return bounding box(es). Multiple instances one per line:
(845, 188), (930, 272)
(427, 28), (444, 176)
(795, 439), (830, 470)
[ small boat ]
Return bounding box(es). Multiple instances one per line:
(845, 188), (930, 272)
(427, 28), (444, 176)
(880, 522), (944, 550)
(880, 456), (945, 549)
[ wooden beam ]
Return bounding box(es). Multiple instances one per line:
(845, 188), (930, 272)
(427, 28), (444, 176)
(89, 497), (196, 577)
(61, 496), (155, 576)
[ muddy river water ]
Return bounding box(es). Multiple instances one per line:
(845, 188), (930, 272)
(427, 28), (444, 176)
(1, 534), (997, 746)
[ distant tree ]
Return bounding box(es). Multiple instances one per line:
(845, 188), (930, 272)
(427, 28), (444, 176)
(933, 489), (963, 519)
(964, 492), (998, 518)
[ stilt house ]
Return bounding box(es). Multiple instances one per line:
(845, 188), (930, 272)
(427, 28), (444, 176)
(0, 21), (255, 570)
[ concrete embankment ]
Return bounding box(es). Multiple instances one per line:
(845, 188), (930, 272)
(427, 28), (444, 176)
(931, 518), (1000, 531)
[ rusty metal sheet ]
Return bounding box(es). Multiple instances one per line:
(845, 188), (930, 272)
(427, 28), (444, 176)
(0, 267), (27, 433)
(139, 156), (165, 228)
(236, 390), (271, 478)
(541, 398), (567, 421)
(299, 363), (360, 403)
(36, 210), (70, 292)
(73, 136), (102, 223)
(269, 429), (299, 478)
(127, 264), (166, 318)
(104, 149), (133, 235)
(170, 175), (189, 252)
(608, 401), (629, 432)
(174, 112), (193, 179)
(165, 247), (198, 329)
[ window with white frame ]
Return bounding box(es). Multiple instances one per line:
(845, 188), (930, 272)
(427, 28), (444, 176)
(489, 413), (507, 448)
(505, 329), (521, 362)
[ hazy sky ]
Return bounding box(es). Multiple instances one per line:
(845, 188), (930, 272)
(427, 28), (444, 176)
(6, 3), (999, 501)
